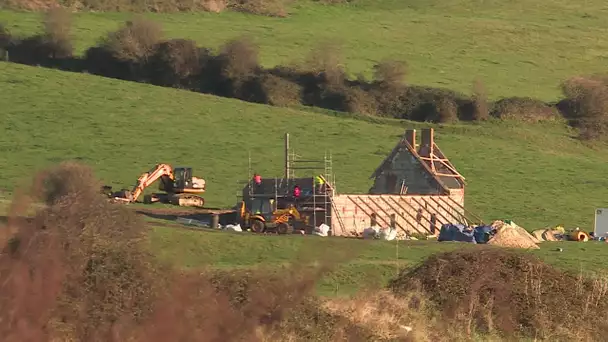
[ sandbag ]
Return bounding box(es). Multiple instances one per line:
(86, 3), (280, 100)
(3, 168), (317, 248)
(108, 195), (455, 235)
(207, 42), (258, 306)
(314, 223), (330, 237)
(363, 226), (380, 239)
(224, 224), (242, 232)
(379, 227), (398, 241)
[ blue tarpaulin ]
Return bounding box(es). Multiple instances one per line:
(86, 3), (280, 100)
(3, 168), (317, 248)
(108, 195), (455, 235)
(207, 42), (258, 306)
(438, 224), (477, 243)
(473, 225), (494, 244)
(438, 224), (496, 244)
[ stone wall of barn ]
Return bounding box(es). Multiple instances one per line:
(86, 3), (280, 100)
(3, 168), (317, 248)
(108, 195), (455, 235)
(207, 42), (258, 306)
(330, 191), (465, 237)
(369, 149), (443, 195)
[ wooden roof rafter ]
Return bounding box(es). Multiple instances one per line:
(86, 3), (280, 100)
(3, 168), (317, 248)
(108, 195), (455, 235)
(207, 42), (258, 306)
(431, 143), (466, 182)
(418, 149), (466, 182)
(417, 129), (465, 187)
(400, 140), (451, 194)
(370, 128), (465, 191)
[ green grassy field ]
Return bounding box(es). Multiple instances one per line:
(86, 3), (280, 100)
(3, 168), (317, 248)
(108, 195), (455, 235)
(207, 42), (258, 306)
(3, 61), (608, 232)
(2, 0), (608, 100)
(151, 224), (608, 296)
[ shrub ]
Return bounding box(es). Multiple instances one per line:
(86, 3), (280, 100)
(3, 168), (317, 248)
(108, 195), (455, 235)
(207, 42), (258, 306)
(204, 37), (261, 97)
(42, 7), (73, 58)
(390, 248), (608, 340)
(373, 59), (407, 89)
(218, 37), (259, 80)
(560, 76), (608, 119)
(306, 40), (345, 88)
(228, 0), (288, 17)
(257, 73), (303, 107)
(491, 97), (558, 122)
(200, 0), (228, 12)
(4, 9), (73, 66)
(471, 79), (489, 121)
(340, 85), (378, 115)
(397, 86), (469, 121)
(560, 76), (608, 140)
(0, 162), (163, 341)
(0, 23), (12, 51)
(84, 45), (133, 79)
(102, 18), (162, 63)
(86, 17), (163, 81)
(436, 97), (458, 123)
(148, 39), (204, 88)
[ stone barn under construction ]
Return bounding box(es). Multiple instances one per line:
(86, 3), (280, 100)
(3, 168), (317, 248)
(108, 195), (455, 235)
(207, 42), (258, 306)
(238, 130), (479, 237)
(329, 128), (478, 237)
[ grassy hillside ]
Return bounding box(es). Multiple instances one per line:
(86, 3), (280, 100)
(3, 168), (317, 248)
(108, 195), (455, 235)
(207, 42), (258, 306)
(1, 0), (608, 100)
(2, 62), (608, 231)
(151, 225), (608, 296)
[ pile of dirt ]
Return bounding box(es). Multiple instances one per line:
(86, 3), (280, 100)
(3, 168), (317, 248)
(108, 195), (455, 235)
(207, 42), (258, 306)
(487, 220), (540, 249)
(389, 248), (608, 340)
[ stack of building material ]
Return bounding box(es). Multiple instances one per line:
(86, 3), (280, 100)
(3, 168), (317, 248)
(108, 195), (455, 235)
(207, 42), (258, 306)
(532, 228), (562, 241)
(487, 220), (540, 249)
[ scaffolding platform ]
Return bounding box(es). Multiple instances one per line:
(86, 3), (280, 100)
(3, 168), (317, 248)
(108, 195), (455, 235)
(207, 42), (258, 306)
(237, 133), (337, 230)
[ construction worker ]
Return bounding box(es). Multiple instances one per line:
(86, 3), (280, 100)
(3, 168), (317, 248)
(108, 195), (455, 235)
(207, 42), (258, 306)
(293, 185), (301, 207)
(314, 175), (325, 194)
(253, 173), (262, 194)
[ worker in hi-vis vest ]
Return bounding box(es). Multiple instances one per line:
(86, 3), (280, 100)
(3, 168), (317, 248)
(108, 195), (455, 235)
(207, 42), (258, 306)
(314, 175), (325, 194)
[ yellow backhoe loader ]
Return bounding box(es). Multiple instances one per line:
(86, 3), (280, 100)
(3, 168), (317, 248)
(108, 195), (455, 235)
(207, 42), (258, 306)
(239, 197), (308, 234)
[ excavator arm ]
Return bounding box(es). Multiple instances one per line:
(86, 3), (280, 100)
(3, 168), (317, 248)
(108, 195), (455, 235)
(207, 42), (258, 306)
(128, 163), (174, 203)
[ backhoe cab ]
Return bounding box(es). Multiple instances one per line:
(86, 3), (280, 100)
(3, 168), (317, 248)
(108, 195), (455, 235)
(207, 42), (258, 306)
(239, 198), (308, 234)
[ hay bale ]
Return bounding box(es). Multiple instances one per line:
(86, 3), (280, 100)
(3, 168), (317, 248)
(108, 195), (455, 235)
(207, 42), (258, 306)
(488, 220), (539, 249)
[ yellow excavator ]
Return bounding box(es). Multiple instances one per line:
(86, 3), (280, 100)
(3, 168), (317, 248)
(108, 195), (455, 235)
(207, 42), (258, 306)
(239, 197), (308, 234)
(104, 163), (206, 208)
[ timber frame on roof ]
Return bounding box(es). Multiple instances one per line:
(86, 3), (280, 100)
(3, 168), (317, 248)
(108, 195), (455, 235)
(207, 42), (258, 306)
(370, 128), (465, 194)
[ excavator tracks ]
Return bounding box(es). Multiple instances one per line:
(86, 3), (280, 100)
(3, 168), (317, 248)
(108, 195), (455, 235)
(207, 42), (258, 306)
(169, 193), (205, 208)
(141, 193), (205, 208)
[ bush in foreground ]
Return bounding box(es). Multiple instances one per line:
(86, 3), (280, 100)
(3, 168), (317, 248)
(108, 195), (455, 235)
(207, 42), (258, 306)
(0, 162), (378, 341)
(389, 248), (608, 340)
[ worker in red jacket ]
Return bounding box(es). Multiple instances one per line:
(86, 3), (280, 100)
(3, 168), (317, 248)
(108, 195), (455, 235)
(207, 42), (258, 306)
(293, 185), (301, 206)
(252, 173), (262, 194)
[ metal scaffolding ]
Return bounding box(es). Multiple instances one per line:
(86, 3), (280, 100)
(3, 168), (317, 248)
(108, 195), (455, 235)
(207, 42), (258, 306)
(238, 133), (336, 229)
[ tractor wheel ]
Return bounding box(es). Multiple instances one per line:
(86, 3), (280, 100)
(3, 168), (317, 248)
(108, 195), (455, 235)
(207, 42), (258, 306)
(277, 223), (293, 235)
(251, 220), (265, 233)
(143, 194), (153, 204)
